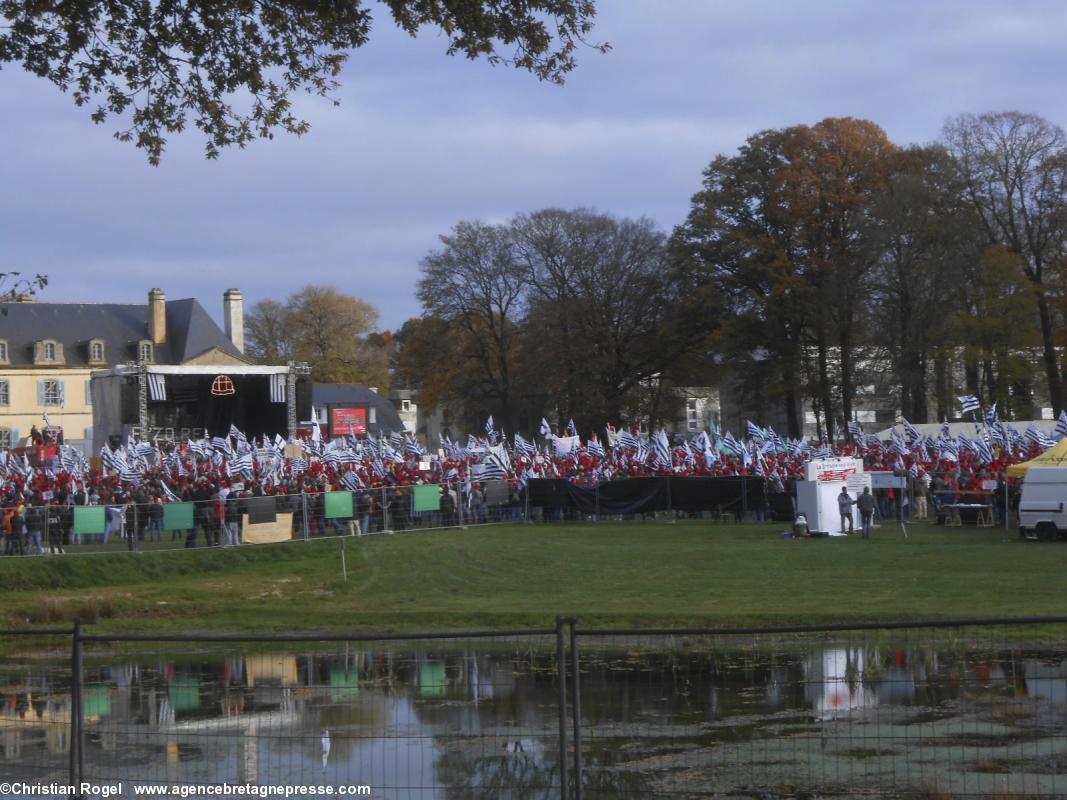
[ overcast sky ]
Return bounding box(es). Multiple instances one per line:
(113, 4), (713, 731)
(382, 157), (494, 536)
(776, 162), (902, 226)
(2, 0), (1065, 331)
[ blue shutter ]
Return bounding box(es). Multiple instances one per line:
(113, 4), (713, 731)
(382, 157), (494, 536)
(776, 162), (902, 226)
(9, 428), (18, 447)
(57, 380), (65, 405)
(37, 380), (45, 406)
(85, 380), (93, 405)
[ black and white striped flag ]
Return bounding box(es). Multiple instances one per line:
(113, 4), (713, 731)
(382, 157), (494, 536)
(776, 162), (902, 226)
(270, 373), (287, 403)
(147, 372), (167, 401)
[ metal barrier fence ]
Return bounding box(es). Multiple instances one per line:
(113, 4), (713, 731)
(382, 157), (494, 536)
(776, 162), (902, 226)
(1, 617), (1065, 797)
(1, 481), (778, 558)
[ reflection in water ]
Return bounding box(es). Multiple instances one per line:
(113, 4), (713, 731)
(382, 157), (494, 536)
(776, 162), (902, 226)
(0, 639), (1063, 797)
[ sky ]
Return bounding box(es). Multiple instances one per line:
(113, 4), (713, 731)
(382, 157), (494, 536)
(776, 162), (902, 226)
(2, 0), (1066, 331)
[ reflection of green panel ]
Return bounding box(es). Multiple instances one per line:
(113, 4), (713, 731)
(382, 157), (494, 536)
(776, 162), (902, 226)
(82, 686), (111, 718)
(412, 485), (440, 513)
(329, 668), (360, 700)
(73, 506), (106, 534)
(168, 675), (200, 711)
(324, 491), (353, 519)
(419, 660), (446, 697)
(163, 502), (194, 531)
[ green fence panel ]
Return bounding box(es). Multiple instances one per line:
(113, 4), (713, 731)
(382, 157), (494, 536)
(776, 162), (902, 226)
(413, 484), (441, 513)
(163, 502), (195, 531)
(73, 506), (106, 535)
(324, 491), (353, 519)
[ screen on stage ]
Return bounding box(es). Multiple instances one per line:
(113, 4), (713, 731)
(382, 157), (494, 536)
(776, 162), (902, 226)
(331, 407), (367, 436)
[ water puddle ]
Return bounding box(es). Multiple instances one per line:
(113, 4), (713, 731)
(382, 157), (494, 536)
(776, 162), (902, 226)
(0, 636), (1063, 797)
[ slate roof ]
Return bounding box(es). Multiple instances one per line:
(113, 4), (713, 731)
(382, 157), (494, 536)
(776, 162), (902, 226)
(0, 299), (243, 368)
(312, 383), (405, 434)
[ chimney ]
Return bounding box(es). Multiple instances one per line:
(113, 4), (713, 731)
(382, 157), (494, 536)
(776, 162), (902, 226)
(148, 288), (166, 344)
(224, 288), (244, 353)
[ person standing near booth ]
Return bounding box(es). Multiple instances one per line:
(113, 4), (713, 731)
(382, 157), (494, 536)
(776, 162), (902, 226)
(857, 487), (876, 538)
(838, 485), (855, 534)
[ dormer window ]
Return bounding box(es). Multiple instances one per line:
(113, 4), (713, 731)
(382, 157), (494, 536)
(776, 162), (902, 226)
(88, 339), (106, 364)
(34, 339), (64, 365)
(138, 340), (154, 363)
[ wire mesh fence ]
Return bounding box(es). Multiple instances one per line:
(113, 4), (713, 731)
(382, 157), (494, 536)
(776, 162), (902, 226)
(570, 619), (1067, 799)
(75, 629), (565, 799)
(0, 619), (1063, 798)
(0, 628), (77, 787)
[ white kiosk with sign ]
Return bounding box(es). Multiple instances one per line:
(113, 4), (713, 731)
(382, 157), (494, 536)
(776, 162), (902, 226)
(795, 457), (870, 535)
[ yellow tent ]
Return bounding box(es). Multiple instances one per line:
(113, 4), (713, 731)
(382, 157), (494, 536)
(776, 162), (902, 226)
(1006, 438), (1067, 478)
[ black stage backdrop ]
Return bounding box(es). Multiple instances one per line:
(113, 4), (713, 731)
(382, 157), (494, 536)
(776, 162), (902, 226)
(526, 476), (766, 516)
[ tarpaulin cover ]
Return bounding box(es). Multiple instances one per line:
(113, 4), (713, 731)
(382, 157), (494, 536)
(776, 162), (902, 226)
(526, 476), (766, 516)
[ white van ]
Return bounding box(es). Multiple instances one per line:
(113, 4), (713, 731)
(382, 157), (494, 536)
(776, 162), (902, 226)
(1018, 467), (1067, 541)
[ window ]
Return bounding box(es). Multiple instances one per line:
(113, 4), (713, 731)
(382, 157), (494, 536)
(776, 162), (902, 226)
(0, 429), (11, 449)
(85, 380), (93, 406)
(401, 399), (411, 412)
(0, 380), (7, 406)
(369, 407), (377, 425)
(687, 419), (698, 431)
(139, 341), (154, 362)
(90, 341), (104, 362)
(44, 342), (56, 360)
(0, 341), (7, 362)
(38, 379), (65, 406)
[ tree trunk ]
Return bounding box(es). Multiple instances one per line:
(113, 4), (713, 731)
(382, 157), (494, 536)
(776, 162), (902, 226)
(1037, 295), (1064, 414)
(816, 322), (834, 441)
(838, 324), (853, 441)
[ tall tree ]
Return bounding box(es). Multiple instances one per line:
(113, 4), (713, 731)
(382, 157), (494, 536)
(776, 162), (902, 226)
(943, 112), (1067, 414)
(1, 0), (605, 163)
(959, 245), (1041, 418)
(777, 117), (895, 436)
(513, 209), (689, 431)
(672, 127), (817, 438)
(418, 220), (529, 429)
(245, 285), (384, 386)
(865, 146), (981, 422)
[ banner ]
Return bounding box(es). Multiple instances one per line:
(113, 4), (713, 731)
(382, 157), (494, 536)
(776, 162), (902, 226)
(162, 502), (194, 531)
(73, 506), (106, 535)
(324, 490), (353, 519)
(412, 484), (441, 512)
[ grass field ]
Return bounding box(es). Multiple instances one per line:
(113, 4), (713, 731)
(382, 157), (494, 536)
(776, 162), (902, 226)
(0, 520), (1064, 634)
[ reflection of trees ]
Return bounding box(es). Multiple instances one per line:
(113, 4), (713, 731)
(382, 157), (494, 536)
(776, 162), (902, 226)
(435, 741), (555, 800)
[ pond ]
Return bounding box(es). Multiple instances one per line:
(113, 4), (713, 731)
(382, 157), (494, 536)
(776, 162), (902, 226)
(0, 634), (1064, 798)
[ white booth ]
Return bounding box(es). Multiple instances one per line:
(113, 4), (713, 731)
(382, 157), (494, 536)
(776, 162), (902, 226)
(796, 457), (870, 535)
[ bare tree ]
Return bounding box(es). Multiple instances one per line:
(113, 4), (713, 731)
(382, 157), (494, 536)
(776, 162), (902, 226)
(943, 112), (1067, 414)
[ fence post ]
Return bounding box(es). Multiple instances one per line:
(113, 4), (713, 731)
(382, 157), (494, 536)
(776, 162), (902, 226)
(555, 616), (569, 800)
(69, 619), (84, 792)
(568, 618), (583, 800)
(594, 483), (600, 523)
(741, 477), (748, 521)
(381, 487), (390, 532)
(666, 477), (672, 522)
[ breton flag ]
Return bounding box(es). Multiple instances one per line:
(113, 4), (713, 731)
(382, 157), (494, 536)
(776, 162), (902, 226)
(1056, 410), (1067, 441)
(147, 372), (167, 401)
(958, 395), (981, 415)
(270, 373), (287, 403)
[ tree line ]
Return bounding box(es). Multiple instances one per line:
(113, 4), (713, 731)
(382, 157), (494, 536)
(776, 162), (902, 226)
(245, 112), (1067, 439)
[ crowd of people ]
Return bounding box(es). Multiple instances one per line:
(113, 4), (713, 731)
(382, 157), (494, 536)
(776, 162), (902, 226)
(0, 415), (1059, 554)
